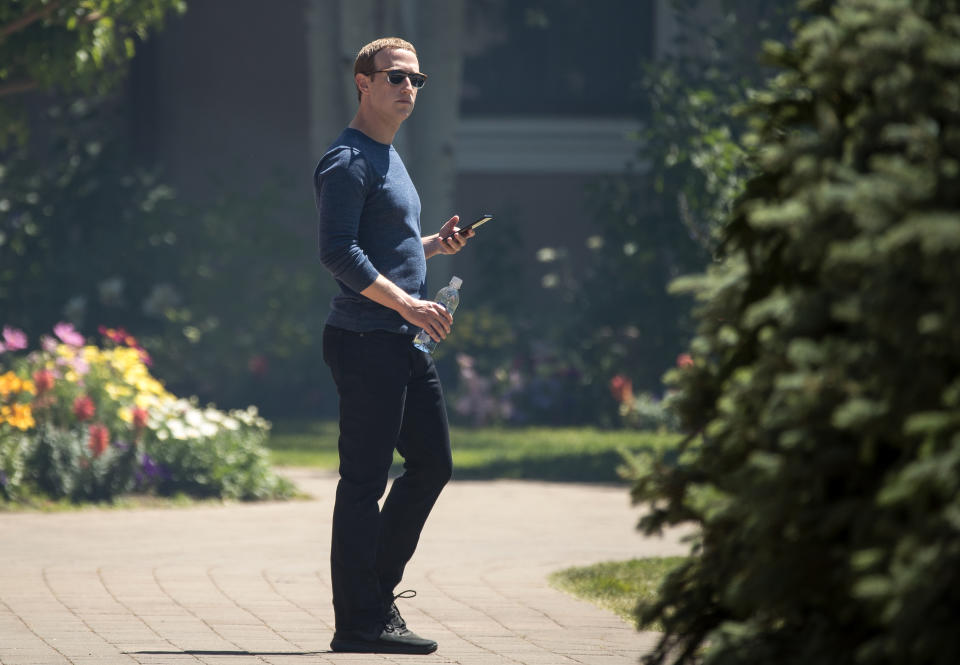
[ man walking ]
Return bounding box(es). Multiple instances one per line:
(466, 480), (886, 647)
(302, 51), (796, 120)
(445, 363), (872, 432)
(314, 37), (473, 655)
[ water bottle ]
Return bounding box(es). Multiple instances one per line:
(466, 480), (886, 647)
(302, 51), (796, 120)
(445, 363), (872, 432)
(413, 276), (462, 353)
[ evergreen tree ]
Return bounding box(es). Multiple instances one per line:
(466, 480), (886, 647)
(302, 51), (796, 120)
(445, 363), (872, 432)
(633, 0), (960, 663)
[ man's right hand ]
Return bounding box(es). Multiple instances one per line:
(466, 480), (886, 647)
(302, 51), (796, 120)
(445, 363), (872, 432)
(402, 298), (453, 342)
(359, 275), (453, 342)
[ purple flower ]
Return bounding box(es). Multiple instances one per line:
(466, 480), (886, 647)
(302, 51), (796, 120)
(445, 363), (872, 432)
(53, 322), (85, 347)
(140, 453), (165, 479)
(1, 326), (28, 353)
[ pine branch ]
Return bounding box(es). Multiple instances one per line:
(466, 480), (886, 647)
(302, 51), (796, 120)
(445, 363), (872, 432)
(0, 80), (39, 98)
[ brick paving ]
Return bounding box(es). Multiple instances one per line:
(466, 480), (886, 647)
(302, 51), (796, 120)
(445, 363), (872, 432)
(0, 468), (690, 665)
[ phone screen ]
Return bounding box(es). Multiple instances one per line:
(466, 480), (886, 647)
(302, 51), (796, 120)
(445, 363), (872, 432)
(447, 214), (493, 239)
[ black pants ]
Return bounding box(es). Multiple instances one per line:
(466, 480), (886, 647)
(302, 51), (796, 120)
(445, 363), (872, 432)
(322, 325), (453, 632)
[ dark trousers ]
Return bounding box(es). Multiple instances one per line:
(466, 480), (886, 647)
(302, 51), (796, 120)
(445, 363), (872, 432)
(322, 325), (453, 632)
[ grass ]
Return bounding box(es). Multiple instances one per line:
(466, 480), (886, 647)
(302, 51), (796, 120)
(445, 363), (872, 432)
(549, 557), (686, 630)
(267, 420), (681, 483)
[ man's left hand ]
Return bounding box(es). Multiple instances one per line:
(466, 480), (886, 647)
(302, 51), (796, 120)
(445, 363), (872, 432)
(434, 215), (474, 255)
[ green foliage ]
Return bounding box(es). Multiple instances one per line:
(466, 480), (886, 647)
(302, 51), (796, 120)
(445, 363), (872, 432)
(143, 400), (295, 500)
(534, 1), (796, 425)
(0, 97), (178, 332)
(634, 1), (960, 663)
(0, 0), (186, 146)
(140, 183), (330, 416)
(0, 102), (329, 417)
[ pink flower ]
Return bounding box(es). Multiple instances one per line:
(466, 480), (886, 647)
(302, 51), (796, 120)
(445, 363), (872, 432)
(53, 322), (85, 347)
(40, 335), (59, 353)
(677, 353), (694, 369)
(1, 326), (28, 352)
(71, 356), (90, 376)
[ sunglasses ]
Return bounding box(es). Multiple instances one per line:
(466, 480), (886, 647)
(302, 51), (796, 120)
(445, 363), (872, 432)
(369, 69), (428, 89)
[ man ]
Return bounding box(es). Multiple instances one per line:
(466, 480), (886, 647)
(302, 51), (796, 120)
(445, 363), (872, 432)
(313, 37), (474, 655)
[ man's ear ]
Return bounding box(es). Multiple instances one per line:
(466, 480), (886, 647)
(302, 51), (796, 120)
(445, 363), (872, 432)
(355, 72), (370, 97)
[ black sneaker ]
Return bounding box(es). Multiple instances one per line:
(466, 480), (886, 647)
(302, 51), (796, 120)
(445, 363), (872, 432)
(382, 589), (437, 652)
(385, 589), (417, 633)
(329, 626), (437, 654)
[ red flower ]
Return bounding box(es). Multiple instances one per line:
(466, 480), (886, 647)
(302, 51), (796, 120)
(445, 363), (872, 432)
(132, 407), (149, 431)
(88, 424), (110, 457)
(33, 369), (56, 394)
(609, 374), (634, 405)
(99, 325), (128, 344)
(100, 325), (152, 366)
(73, 395), (96, 422)
(248, 355), (269, 378)
(677, 353), (694, 369)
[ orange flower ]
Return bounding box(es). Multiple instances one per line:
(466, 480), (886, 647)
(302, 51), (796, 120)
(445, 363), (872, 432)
(88, 424), (110, 457)
(73, 395), (96, 422)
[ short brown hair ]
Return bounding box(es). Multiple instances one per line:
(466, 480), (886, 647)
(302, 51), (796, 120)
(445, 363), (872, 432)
(353, 37), (417, 102)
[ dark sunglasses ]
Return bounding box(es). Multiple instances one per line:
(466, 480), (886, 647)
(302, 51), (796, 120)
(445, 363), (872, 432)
(369, 69), (428, 88)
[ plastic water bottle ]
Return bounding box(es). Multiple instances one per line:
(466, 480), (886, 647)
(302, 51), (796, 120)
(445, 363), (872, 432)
(413, 276), (462, 353)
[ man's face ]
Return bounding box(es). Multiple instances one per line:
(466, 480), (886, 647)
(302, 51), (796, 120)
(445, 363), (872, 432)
(361, 48), (422, 122)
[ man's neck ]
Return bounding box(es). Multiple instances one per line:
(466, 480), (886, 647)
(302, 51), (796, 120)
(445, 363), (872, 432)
(349, 108), (400, 145)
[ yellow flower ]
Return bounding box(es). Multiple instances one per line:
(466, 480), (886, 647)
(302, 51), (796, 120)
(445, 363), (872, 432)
(82, 345), (102, 364)
(0, 371), (20, 397)
(55, 344), (77, 360)
(117, 406), (133, 424)
(0, 372), (34, 397)
(0, 403), (35, 430)
(105, 382), (132, 400)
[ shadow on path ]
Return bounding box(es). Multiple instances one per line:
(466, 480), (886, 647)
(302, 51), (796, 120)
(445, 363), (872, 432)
(132, 650), (327, 656)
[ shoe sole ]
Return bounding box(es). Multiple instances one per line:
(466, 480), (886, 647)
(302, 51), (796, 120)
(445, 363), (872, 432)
(330, 638), (438, 655)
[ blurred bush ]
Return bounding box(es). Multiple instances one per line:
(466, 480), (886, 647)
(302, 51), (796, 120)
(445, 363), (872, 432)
(442, 0), (796, 427)
(0, 94), (333, 418)
(633, 0), (960, 663)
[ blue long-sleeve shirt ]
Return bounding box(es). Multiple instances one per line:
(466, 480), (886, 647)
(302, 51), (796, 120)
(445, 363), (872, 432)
(314, 128), (427, 334)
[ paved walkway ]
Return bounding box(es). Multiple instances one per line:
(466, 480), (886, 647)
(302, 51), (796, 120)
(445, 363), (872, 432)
(0, 469), (689, 665)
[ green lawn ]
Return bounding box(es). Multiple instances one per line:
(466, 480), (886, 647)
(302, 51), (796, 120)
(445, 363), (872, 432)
(266, 420), (681, 483)
(549, 557), (686, 630)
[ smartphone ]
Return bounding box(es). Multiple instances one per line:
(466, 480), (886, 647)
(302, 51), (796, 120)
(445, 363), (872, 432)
(445, 214), (493, 239)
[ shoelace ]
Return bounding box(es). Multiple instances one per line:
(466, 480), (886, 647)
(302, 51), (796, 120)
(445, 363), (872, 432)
(384, 589), (417, 633)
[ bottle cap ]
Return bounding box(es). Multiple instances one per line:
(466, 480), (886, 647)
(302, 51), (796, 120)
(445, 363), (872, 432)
(449, 276), (463, 289)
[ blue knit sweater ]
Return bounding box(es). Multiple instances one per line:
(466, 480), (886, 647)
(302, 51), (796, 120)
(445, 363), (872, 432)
(314, 128), (426, 334)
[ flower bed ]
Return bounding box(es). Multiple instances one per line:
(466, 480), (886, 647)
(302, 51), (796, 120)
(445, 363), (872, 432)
(0, 324), (294, 503)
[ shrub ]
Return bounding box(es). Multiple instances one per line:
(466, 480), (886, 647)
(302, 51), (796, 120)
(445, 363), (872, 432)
(633, 1), (960, 663)
(0, 323), (294, 503)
